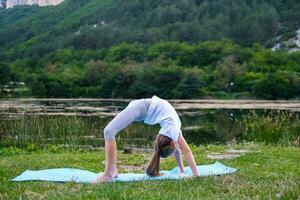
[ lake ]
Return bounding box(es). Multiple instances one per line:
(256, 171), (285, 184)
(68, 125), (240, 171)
(0, 98), (299, 148)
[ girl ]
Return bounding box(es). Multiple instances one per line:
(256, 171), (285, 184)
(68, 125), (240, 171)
(92, 95), (199, 183)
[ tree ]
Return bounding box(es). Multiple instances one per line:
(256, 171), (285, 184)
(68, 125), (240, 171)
(174, 68), (205, 98)
(213, 56), (243, 91)
(27, 74), (48, 97)
(105, 42), (146, 63)
(0, 62), (11, 97)
(0, 62), (11, 85)
(128, 65), (183, 98)
(253, 72), (297, 99)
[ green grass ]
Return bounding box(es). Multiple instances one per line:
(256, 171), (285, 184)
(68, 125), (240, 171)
(0, 143), (299, 200)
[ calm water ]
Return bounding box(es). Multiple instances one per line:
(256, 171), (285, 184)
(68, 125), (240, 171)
(0, 99), (299, 148)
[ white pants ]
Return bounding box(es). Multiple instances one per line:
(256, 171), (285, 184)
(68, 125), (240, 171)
(103, 99), (151, 140)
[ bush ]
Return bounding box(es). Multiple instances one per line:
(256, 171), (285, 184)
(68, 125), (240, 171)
(173, 68), (205, 98)
(105, 42), (146, 63)
(253, 72), (298, 99)
(128, 65), (183, 98)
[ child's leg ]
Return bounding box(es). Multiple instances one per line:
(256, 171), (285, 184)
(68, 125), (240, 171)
(103, 100), (143, 140)
(103, 139), (117, 177)
(102, 101), (145, 178)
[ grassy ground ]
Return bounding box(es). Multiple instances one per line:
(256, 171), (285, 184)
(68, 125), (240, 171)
(0, 143), (299, 200)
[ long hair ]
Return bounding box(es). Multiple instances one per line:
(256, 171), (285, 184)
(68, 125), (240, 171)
(146, 134), (175, 177)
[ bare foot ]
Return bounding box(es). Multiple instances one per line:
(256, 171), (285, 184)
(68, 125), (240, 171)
(91, 174), (114, 184)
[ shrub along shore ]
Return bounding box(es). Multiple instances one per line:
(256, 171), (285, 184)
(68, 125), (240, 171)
(1, 40), (300, 99)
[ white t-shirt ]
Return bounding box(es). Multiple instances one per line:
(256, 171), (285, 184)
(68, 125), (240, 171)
(144, 95), (182, 141)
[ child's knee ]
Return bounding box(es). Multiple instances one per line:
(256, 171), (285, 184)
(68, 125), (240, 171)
(104, 127), (115, 140)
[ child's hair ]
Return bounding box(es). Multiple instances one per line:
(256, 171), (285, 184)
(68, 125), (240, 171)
(146, 134), (175, 177)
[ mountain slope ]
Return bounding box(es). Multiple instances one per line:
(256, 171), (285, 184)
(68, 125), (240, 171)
(6, 0), (64, 9)
(0, 0), (299, 61)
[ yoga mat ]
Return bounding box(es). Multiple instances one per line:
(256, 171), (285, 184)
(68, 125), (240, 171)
(12, 161), (237, 183)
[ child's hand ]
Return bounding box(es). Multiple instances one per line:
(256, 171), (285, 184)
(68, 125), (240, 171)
(158, 173), (164, 176)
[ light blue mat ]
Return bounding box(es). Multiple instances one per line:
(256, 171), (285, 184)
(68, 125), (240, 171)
(12, 162), (237, 183)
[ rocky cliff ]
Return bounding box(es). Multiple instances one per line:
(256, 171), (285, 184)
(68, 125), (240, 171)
(0, 0), (4, 8)
(272, 28), (300, 53)
(6, 0), (63, 8)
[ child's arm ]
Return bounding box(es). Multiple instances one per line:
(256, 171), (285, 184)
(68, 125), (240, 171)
(173, 147), (185, 173)
(177, 133), (199, 176)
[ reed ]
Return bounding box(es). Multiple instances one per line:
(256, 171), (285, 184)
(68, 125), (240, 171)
(1, 108), (299, 148)
(0, 114), (104, 147)
(240, 110), (300, 146)
(0, 114), (159, 148)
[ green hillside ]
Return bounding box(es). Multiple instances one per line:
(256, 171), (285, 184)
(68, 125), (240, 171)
(0, 0), (299, 99)
(0, 0), (299, 59)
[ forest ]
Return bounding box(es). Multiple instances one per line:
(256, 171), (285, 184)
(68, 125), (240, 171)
(0, 0), (299, 99)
